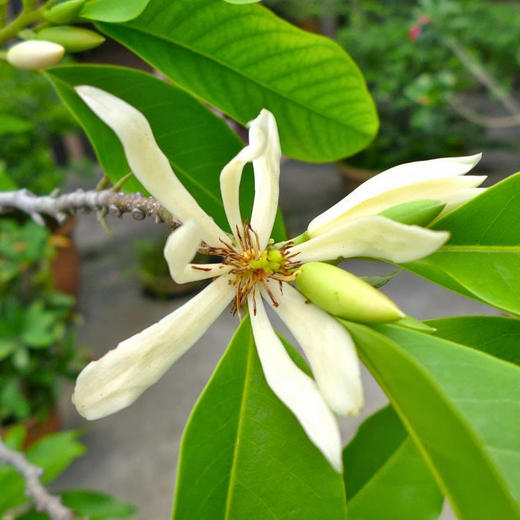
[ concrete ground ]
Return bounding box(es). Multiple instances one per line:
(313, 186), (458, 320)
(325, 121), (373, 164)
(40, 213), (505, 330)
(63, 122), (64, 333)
(55, 159), (510, 519)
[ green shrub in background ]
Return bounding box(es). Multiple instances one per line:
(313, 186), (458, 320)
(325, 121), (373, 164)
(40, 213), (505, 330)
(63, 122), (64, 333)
(0, 218), (85, 425)
(0, 61), (89, 194)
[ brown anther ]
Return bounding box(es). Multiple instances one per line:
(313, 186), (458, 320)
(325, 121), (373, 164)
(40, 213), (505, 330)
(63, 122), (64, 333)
(206, 221), (300, 316)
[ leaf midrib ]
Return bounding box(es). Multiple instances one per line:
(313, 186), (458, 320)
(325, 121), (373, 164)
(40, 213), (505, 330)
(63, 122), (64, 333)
(348, 437), (408, 505)
(224, 327), (254, 519)
(98, 21), (374, 138)
(440, 245), (520, 253)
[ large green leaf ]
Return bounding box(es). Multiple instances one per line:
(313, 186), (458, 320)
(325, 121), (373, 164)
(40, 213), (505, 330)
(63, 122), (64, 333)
(403, 173), (520, 315)
(80, 0), (150, 22)
(96, 0), (378, 162)
(46, 65), (249, 232)
(344, 321), (520, 520)
(427, 316), (520, 366)
(173, 317), (346, 520)
(344, 405), (443, 520)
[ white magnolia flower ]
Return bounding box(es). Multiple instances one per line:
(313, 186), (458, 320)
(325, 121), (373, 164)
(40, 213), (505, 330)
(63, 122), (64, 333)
(72, 85), (482, 472)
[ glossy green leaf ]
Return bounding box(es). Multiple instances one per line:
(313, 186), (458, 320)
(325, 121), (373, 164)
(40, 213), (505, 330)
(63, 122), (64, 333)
(173, 317), (346, 519)
(61, 490), (136, 518)
(96, 0), (378, 162)
(224, 0), (261, 3)
(426, 316), (520, 366)
(344, 321), (520, 520)
(45, 65), (248, 232)
(80, 0), (150, 22)
(403, 173), (520, 315)
(344, 406), (442, 520)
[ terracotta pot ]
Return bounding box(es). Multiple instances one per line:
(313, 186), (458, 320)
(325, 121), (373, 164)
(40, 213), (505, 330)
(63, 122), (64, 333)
(1, 407), (61, 449)
(336, 161), (378, 193)
(50, 217), (80, 298)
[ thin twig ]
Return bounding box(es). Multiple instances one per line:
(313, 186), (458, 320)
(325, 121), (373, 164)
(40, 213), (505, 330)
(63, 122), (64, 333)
(0, 188), (181, 229)
(448, 95), (520, 128)
(0, 436), (74, 520)
(442, 36), (520, 116)
(0, 188), (213, 253)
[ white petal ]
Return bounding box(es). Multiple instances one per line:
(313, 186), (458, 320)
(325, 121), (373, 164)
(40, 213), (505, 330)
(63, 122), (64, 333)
(164, 220), (232, 283)
(73, 276), (234, 420)
(312, 175), (486, 235)
(263, 282), (363, 416)
(220, 123), (266, 240)
(249, 110), (281, 250)
(220, 109), (281, 248)
(309, 154), (482, 234)
(75, 85), (226, 247)
(292, 215), (449, 264)
(248, 292), (343, 472)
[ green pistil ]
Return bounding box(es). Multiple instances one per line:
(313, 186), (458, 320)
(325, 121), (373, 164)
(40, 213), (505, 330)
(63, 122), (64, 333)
(249, 249), (284, 274)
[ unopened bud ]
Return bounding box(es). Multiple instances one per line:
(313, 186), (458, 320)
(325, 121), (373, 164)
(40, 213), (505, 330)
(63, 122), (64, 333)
(44, 0), (86, 24)
(295, 262), (405, 322)
(36, 26), (105, 52)
(7, 40), (65, 70)
(379, 199), (445, 227)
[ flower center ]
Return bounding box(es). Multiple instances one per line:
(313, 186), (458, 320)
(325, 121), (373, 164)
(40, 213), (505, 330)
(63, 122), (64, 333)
(209, 222), (300, 315)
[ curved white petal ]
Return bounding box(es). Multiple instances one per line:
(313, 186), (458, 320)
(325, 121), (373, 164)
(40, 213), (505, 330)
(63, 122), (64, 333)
(310, 175), (486, 236)
(220, 122), (266, 240)
(73, 276), (234, 420)
(309, 154), (482, 234)
(249, 110), (281, 250)
(75, 85), (226, 247)
(292, 215), (449, 264)
(263, 282), (363, 416)
(310, 175), (485, 235)
(220, 110), (281, 248)
(248, 292), (342, 472)
(164, 220), (232, 283)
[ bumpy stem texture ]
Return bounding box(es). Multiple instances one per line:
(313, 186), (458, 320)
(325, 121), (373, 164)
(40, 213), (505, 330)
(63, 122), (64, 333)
(0, 436), (74, 520)
(0, 188), (182, 229)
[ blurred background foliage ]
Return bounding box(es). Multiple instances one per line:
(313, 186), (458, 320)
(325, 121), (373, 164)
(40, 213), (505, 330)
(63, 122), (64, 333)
(0, 60), (93, 194)
(0, 217), (85, 427)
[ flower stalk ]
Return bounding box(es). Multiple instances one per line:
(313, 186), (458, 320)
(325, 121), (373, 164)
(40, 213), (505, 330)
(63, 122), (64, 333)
(0, 4), (46, 46)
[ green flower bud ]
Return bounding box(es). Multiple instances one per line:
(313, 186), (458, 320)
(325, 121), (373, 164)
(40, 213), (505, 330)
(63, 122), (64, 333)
(44, 0), (86, 24)
(36, 25), (105, 52)
(295, 262), (405, 322)
(6, 40), (65, 70)
(379, 199), (445, 227)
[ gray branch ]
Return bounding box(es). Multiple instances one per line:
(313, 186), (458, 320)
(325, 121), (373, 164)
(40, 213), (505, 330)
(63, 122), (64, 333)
(0, 436), (74, 520)
(0, 188), (182, 229)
